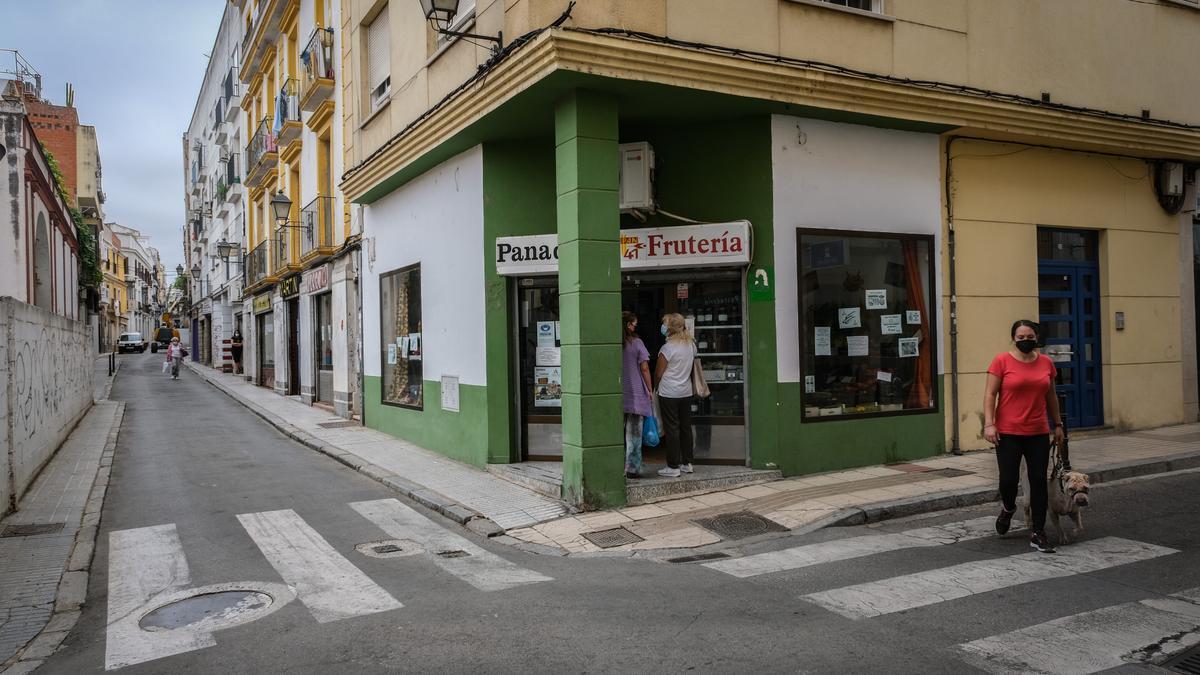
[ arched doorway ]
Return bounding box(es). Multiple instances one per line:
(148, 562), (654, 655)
(34, 213), (52, 311)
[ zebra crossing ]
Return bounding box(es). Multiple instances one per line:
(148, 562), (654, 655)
(105, 498), (552, 670)
(704, 514), (1199, 672)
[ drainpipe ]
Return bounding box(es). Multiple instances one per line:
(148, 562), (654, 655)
(945, 137), (962, 455)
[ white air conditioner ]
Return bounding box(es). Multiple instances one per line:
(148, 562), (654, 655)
(619, 142), (654, 212)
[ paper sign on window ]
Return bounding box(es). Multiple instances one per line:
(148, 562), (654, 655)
(865, 289), (887, 310)
(898, 337), (919, 358)
(847, 335), (869, 357)
(837, 307), (861, 329)
(814, 327), (831, 356)
(880, 314), (902, 335)
(805, 375), (815, 393)
(906, 310), (921, 325)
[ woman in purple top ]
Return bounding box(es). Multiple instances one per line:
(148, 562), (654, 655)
(622, 311), (654, 478)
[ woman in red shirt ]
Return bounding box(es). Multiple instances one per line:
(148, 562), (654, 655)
(983, 320), (1065, 553)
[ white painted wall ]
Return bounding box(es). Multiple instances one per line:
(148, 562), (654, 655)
(362, 146), (486, 385)
(771, 115), (944, 382)
(0, 298), (93, 515)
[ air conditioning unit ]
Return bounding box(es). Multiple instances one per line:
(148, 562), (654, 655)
(619, 142), (654, 212)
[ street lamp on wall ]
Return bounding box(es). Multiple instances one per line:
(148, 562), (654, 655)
(270, 190), (311, 235)
(417, 0), (503, 53)
(176, 264), (184, 277)
(216, 238), (244, 267)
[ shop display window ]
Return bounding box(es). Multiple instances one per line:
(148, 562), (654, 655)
(380, 264), (423, 409)
(797, 230), (936, 419)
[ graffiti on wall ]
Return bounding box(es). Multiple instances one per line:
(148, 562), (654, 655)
(11, 324), (92, 443)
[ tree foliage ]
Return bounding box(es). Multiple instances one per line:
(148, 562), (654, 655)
(41, 143), (102, 289)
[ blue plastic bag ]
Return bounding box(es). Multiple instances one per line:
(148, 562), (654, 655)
(642, 415), (661, 447)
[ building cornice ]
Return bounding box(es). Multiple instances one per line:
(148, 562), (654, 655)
(342, 29), (1200, 202)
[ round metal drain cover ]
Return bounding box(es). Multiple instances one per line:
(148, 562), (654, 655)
(139, 591), (273, 631)
(693, 511), (789, 541)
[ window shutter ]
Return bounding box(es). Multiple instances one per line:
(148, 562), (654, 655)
(366, 7), (390, 91)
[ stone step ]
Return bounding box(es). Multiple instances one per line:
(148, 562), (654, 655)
(626, 467), (783, 506)
(486, 463), (562, 500)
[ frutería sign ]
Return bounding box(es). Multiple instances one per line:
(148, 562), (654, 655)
(495, 221), (751, 276)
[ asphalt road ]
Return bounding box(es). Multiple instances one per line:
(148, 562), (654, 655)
(39, 352), (1200, 674)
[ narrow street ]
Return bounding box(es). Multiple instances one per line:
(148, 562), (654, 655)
(36, 357), (1200, 673)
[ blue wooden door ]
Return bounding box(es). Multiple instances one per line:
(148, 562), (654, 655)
(1037, 262), (1103, 428)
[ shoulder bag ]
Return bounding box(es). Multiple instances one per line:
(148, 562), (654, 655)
(690, 343), (711, 399)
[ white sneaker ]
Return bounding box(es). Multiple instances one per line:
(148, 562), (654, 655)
(679, 463), (694, 474)
(657, 467), (681, 478)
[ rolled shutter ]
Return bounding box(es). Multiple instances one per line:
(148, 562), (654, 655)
(366, 6), (390, 92)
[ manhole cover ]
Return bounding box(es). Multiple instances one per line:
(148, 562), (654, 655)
(139, 591), (273, 631)
(931, 468), (973, 478)
(1, 523), (65, 537)
(355, 539), (422, 559)
(692, 511), (788, 540)
(1163, 643), (1200, 674)
(436, 550), (471, 559)
(317, 420), (359, 429)
(581, 527), (644, 549)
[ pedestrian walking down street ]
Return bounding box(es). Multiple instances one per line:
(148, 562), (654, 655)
(167, 337), (185, 380)
(983, 319), (1065, 553)
(622, 311), (654, 479)
(230, 328), (244, 374)
(654, 313), (696, 478)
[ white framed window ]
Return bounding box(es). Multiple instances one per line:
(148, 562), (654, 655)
(813, 0), (883, 12)
(1163, 0), (1199, 8)
(435, 0), (477, 46)
(365, 5), (391, 112)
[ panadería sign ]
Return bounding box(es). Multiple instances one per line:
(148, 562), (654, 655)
(495, 221), (751, 276)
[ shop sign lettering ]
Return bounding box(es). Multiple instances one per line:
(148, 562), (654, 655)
(253, 295), (271, 313)
(279, 275), (300, 298)
(303, 265), (330, 294)
(495, 221), (752, 276)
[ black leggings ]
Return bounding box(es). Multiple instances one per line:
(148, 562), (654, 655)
(659, 396), (694, 469)
(997, 434), (1050, 531)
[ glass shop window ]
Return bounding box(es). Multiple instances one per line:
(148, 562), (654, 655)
(380, 264), (423, 409)
(798, 231), (936, 419)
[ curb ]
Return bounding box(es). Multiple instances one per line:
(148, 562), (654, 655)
(826, 449), (1200, 528)
(1, 402), (125, 674)
(188, 364), (504, 536)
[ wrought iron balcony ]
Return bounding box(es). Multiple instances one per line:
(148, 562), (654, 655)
(276, 79), (302, 147)
(272, 226), (292, 274)
(300, 196), (335, 260)
(245, 240), (269, 289)
(245, 118), (278, 187)
(223, 65), (242, 110)
(300, 27), (335, 112)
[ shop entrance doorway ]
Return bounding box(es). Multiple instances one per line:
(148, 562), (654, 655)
(1037, 228), (1103, 429)
(514, 271), (748, 464)
(257, 311), (275, 388)
(287, 298), (300, 396)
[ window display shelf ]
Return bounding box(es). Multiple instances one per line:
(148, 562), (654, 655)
(694, 325), (743, 330)
(698, 352), (742, 357)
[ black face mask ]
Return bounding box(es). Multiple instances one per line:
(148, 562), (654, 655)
(1015, 339), (1038, 354)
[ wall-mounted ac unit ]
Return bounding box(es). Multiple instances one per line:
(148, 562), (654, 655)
(619, 142), (654, 212)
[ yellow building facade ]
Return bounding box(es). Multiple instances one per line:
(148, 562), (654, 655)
(337, 0), (1199, 503)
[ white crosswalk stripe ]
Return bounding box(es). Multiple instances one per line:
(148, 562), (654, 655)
(704, 516), (1011, 578)
(350, 499), (553, 592)
(801, 537), (1178, 619)
(237, 509), (404, 623)
(957, 589), (1200, 674)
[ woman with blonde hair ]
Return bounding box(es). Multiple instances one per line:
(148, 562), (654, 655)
(654, 313), (696, 477)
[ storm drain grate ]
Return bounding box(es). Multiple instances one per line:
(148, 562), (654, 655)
(931, 468), (974, 478)
(667, 552), (731, 564)
(582, 527), (644, 549)
(692, 511), (788, 541)
(1, 522), (65, 538)
(1163, 644), (1200, 674)
(317, 420), (360, 429)
(436, 550), (471, 559)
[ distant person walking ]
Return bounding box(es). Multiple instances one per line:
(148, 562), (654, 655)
(167, 337), (186, 380)
(983, 319), (1064, 554)
(231, 329), (244, 374)
(622, 311), (654, 479)
(654, 313), (696, 478)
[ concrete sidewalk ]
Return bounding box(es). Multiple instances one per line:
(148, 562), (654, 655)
(501, 423), (1200, 556)
(185, 362), (570, 530)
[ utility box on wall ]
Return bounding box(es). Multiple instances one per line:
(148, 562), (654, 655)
(619, 142), (654, 212)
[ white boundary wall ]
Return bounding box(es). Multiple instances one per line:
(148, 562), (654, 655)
(1, 297), (94, 514)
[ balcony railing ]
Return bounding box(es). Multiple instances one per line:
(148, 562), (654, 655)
(245, 118), (278, 186)
(272, 226), (291, 273)
(223, 65), (242, 110)
(300, 196), (334, 259)
(275, 79), (301, 146)
(300, 27), (335, 112)
(245, 240), (269, 289)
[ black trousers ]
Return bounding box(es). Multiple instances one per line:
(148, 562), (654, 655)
(996, 433), (1050, 531)
(659, 396), (694, 469)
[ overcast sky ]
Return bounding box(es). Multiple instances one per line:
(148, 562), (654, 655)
(5, 0), (226, 274)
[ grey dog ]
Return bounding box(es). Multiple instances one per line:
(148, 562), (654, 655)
(1020, 465), (1092, 544)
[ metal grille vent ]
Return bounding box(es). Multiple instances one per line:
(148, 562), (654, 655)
(1, 523), (65, 538)
(1164, 644), (1200, 674)
(436, 550), (470, 559)
(693, 511), (788, 541)
(582, 527), (644, 549)
(317, 420), (359, 429)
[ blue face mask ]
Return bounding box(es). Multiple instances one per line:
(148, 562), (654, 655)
(660, 325), (668, 337)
